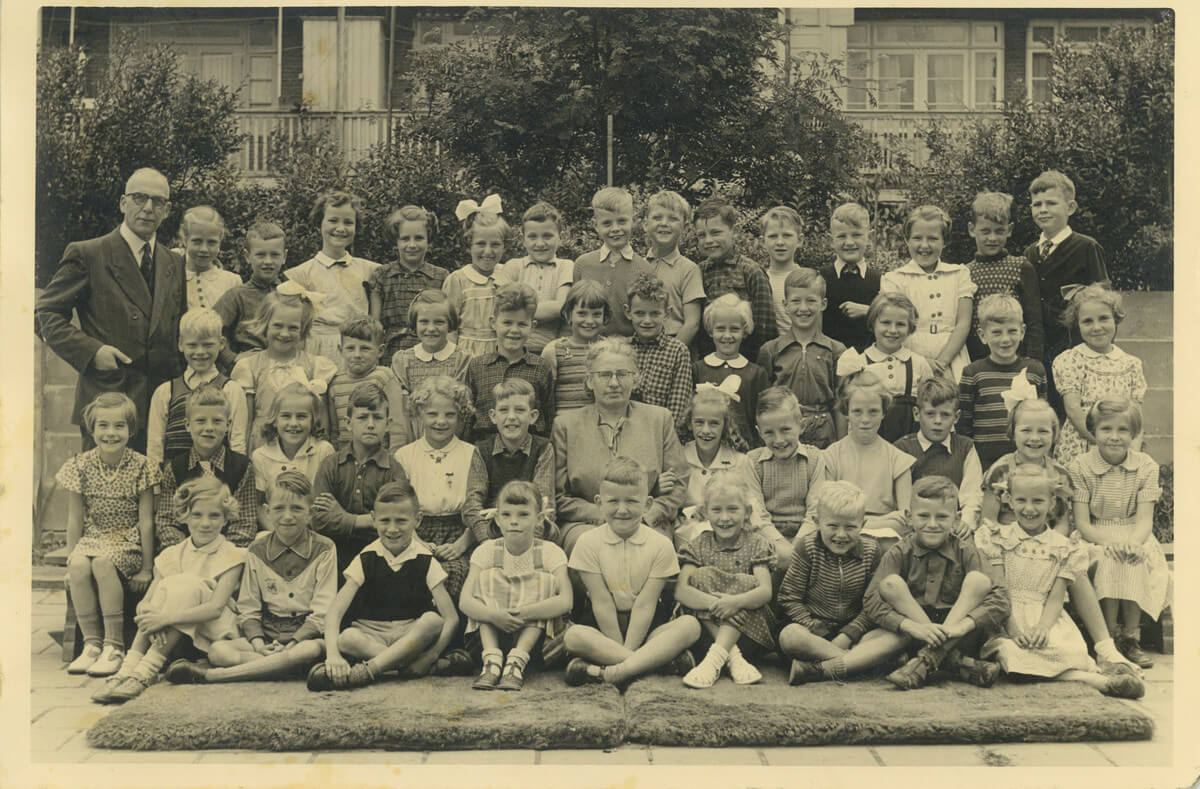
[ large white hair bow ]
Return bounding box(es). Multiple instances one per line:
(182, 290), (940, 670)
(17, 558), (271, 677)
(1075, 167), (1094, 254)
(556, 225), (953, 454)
(1059, 283), (1087, 303)
(276, 280), (325, 308)
(455, 194), (503, 222)
(695, 375), (741, 402)
(835, 347), (867, 377)
(282, 365), (328, 397)
(1000, 368), (1039, 413)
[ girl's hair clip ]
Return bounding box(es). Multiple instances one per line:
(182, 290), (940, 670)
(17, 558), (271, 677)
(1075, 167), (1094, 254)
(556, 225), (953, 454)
(1000, 368), (1038, 413)
(455, 194), (503, 223)
(1059, 283), (1086, 303)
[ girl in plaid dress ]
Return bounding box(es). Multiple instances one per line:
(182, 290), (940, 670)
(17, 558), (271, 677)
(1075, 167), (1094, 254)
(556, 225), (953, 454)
(369, 206), (449, 363)
(390, 290), (469, 440)
(460, 481), (572, 691)
(674, 476), (775, 688)
(1068, 397), (1169, 669)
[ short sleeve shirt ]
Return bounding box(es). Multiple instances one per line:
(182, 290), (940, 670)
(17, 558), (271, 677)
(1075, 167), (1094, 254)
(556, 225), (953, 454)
(344, 537), (447, 590)
(568, 523), (679, 611)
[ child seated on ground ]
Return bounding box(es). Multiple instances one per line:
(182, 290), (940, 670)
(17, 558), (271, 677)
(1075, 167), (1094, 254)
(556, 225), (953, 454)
(462, 282), (555, 439)
(677, 385), (747, 544)
(822, 371), (913, 541)
(390, 289), (470, 439)
(694, 294), (769, 448)
(737, 387), (825, 569)
(756, 268), (845, 449)
(563, 457), (701, 687)
(1068, 396), (1170, 670)
(674, 476), (775, 688)
(540, 279), (610, 414)
(779, 481), (903, 685)
(312, 382), (407, 574)
(306, 481), (459, 690)
(957, 294), (1047, 471)
(214, 220), (284, 372)
(147, 307), (248, 467)
(863, 476), (1010, 691)
(460, 481), (572, 691)
(91, 476), (246, 704)
(974, 465), (1144, 699)
(62, 393), (157, 677)
(463, 379), (557, 544)
(895, 376), (983, 534)
(164, 471), (337, 684)
(627, 272), (694, 435)
(155, 385), (259, 551)
(326, 316), (407, 450)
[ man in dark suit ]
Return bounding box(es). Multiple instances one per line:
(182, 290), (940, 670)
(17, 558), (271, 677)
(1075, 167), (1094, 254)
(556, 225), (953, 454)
(36, 167), (186, 452)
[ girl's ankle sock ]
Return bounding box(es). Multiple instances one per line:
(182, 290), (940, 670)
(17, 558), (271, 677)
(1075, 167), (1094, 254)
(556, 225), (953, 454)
(705, 643), (730, 666)
(116, 649), (144, 678)
(1094, 638), (1124, 662)
(508, 647), (531, 667)
(132, 647), (168, 683)
(481, 647), (504, 668)
(600, 663), (627, 685)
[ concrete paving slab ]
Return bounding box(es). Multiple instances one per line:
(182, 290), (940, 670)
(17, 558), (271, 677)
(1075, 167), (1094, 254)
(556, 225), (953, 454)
(650, 747), (763, 765)
(758, 746), (878, 766)
(869, 744), (991, 766)
(31, 725), (88, 751)
(1088, 738), (1173, 767)
(977, 742), (1117, 766)
(310, 750), (428, 764)
(88, 749), (204, 763)
(34, 705), (110, 731)
(538, 746), (653, 765)
(194, 750), (315, 764)
(424, 749), (537, 764)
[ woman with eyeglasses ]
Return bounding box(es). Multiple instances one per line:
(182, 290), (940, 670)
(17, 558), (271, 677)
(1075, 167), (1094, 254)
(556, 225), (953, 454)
(552, 337), (689, 557)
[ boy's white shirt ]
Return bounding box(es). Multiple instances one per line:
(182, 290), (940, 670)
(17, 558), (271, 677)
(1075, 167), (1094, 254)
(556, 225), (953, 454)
(1037, 225), (1073, 254)
(833, 257), (868, 277)
(145, 368), (248, 467)
(914, 431), (983, 525)
(600, 243), (634, 261)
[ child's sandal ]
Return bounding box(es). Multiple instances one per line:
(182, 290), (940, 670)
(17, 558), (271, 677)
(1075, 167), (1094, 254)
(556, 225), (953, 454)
(473, 661), (502, 691)
(496, 660), (526, 692)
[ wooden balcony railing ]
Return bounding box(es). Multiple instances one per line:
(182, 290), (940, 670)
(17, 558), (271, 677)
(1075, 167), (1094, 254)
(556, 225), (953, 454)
(844, 110), (1003, 169)
(234, 109), (417, 176)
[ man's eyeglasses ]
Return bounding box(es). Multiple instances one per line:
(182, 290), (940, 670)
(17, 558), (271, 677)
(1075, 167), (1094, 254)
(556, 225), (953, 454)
(124, 193), (170, 210)
(590, 370), (635, 382)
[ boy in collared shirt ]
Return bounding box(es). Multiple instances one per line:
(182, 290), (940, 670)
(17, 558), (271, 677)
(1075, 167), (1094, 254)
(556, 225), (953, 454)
(864, 476), (1009, 690)
(625, 273), (693, 434)
(694, 197), (777, 361)
(563, 457), (701, 686)
(164, 471), (336, 684)
(574, 187), (653, 338)
(1023, 170), (1108, 413)
(896, 376), (985, 532)
(461, 283), (555, 439)
(214, 221), (285, 372)
(463, 379), (557, 543)
(147, 308), (248, 467)
(326, 316), (408, 450)
(643, 191), (704, 349)
(819, 203), (879, 352)
(756, 268), (846, 448)
(312, 382), (406, 574)
(155, 385), (259, 551)
(495, 201), (574, 355)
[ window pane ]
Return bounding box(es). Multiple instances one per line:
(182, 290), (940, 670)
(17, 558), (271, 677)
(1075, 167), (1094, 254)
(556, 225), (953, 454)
(876, 22), (966, 45)
(975, 52), (1000, 108)
(1064, 26), (1101, 43)
(973, 23), (1001, 45)
(878, 54), (914, 110)
(1031, 26), (1055, 45)
(1031, 52), (1051, 79)
(927, 53), (963, 78)
(1031, 79), (1051, 104)
(847, 24), (869, 45)
(846, 50), (870, 109)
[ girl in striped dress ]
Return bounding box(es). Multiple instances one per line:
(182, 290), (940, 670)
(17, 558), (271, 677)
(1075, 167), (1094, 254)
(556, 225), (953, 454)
(540, 280), (610, 414)
(460, 481), (572, 692)
(1068, 396), (1169, 670)
(444, 198), (507, 358)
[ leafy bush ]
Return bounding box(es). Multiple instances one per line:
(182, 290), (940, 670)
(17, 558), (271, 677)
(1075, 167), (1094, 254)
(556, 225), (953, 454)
(902, 15), (1173, 290)
(1153, 463), (1173, 545)
(36, 35), (244, 286)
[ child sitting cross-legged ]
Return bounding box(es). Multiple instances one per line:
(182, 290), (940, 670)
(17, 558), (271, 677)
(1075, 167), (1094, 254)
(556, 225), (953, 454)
(626, 272), (694, 435)
(92, 476), (246, 704)
(460, 481), (572, 691)
(863, 476), (1010, 691)
(895, 376), (984, 535)
(306, 481), (459, 690)
(164, 471), (336, 684)
(563, 456), (702, 687)
(462, 378), (557, 545)
(973, 465), (1144, 698)
(779, 481), (900, 685)
(674, 476), (775, 688)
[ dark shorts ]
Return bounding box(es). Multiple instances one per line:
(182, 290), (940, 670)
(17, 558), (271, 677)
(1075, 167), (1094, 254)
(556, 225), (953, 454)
(574, 595), (676, 638)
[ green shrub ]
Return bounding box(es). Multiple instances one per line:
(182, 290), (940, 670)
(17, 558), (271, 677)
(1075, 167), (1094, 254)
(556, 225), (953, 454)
(1153, 463), (1173, 545)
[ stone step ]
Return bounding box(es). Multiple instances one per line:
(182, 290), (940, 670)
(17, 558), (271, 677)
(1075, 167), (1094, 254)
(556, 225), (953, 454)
(1117, 292), (1173, 337)
(1141, 435), (1172, 465)
(1120, 340), (1172, 387)
(1140, 388), (1172, 435)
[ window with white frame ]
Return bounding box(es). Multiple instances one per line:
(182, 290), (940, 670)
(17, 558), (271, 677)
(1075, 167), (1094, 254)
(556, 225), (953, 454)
(846, 20), (1003, 111)
(411, 18), (502, 52)
(1027, 19), (1148, 104)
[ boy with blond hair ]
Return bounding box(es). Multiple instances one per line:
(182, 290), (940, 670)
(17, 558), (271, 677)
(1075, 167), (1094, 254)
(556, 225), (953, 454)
(574, 187), (653, 338)
(819, 203), (879, 352)
(643, 190), (705, 348)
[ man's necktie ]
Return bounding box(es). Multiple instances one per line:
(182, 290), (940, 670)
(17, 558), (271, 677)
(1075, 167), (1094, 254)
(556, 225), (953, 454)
(140, 244), (155, 292)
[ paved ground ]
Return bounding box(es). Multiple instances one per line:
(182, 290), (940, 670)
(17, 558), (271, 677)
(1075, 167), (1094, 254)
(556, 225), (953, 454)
(29, 587), (1174, 766)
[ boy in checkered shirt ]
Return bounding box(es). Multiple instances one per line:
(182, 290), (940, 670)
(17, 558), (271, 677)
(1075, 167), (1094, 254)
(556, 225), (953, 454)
(626, 272), (693, 435)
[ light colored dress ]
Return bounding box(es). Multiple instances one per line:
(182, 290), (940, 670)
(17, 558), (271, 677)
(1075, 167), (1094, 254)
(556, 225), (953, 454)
(285, 252), (381, 368)
(1052, 344), (1147, 466)
(880, 260), (977, 383)
(466, 538), (568, 636)
(56, 449), (158, 578)
(137, 534), (246, 652)
(1067, 448), (1170, 619)
(231, 349), (338, 452)
(975, 521), (1096, 677)
(443, 265), (499, 359)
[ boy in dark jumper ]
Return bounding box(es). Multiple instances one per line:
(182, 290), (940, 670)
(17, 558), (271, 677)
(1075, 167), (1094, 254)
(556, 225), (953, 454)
(819, 203), (880, 352)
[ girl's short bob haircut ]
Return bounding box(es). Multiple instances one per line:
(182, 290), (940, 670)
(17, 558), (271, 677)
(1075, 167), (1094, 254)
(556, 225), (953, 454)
(866, 291), (919, 335)
(836, 370), (893, 416)
(82, 391), (139, 437)
(174, 474), (239, 523)
(260, 382), (322, 443)
(815, 479), (867, 522)
(686, 385), (747, 452)
(408, 375), (475, 422)
(406, 288), (460, 333)
(903, 204), (952, 240)
(701, 474), (754, 515)
(1085, 395), (1143, 438)
(386, 204), (436, 241)
(496, 479), (543, 513)
(310, 190), (363, 225)
(250, 290), (318, 344)
(1061, 283), (1126, 329)
(1005, 398), (1060, 445)
(560, 279), (612, 328)
(702, 293), (754, 335)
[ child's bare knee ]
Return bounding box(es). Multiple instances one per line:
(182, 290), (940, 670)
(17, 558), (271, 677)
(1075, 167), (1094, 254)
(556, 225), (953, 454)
(778, 623), (812, 652)
(563, 624), (588, 653)
(207, 641), (238, 667)
(66, 553), (91, 577)
(417, 611), (443, 639)
(674, 614), (701, 642)
(90, 555), (117, 576)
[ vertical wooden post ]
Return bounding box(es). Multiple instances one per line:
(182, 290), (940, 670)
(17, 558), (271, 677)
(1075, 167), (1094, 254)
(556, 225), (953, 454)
(336, 8), (347, 112)
(606, 113), (614, 187)
(69, 6), (76, 46)
(387, 7), (396, 147)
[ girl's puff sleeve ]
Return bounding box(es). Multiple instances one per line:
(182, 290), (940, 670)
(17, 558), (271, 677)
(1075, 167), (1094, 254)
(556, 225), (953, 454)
(1136, 456), (1161, 504)
(131, 452), (160, 495)
(55, 454), (82, 494)
(231, 353), (258, 394)
(748, 532), (776, 569)
(1051, 349), (1082, 396)
(955, 266), (978, 299)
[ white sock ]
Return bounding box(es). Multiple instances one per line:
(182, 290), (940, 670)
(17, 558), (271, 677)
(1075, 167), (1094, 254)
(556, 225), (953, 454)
(704, 643), (730, 666)
(1095, 638), (1134, 664)
(116, 649), (144, 678)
